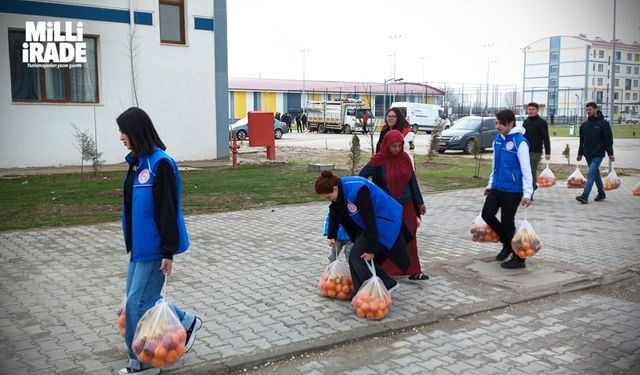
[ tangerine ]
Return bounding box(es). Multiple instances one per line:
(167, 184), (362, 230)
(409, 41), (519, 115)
(165, 349), (179, 364)
(356, 308), (366, 318)
(137, 351), (151, 364)
(150, 357), (165, 368)
(154, 346), (167, 359)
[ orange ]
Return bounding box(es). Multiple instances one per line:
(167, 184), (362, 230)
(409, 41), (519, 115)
(327, 289), (337, 298)
(150, 357), (165, 368)
(175, 329), (187, 343)
(175, 344), (185, 357)
(522, 242), (531, 250)
(337, 292), (347, 300)
(525, 249), (535, 257)
(360, 303), (370, 313)
(356, 308), (366, 318)
(366, 312), (375, 320)
(153, 346), (167, 359)
(327, 281), (336, 291)
(137, 352), (151, 364)
(165, 349), (179, 364)
(375, 309), (386, 319)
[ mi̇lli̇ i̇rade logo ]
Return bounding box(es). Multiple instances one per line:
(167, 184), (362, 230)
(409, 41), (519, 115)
(22, 21), (86, 68)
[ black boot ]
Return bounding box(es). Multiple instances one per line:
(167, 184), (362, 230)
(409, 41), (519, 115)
(501, 255), (526, 269)
(496, 246), (511, 261)
(594, 192), (606, 202)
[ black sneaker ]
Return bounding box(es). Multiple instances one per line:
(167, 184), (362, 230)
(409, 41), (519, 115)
(408, 272), (429, 280)
(594, 192), (606, 202)
(575, 195), (588, 204)
(501, 256), (526, 269)
(184, 317), (202, 354)
(496, 246), (511, 262)
(387, 280), (400, 294)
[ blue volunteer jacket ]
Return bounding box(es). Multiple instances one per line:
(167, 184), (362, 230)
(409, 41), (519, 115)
(323, 212), (350, 241)
(340, 176), (402, 250)
(491, 132), (529, 193)
(123, 149), (189, 261)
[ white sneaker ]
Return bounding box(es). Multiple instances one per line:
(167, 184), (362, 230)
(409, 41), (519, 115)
(184, 316), (202, 353)
(118, 367), (160, 374)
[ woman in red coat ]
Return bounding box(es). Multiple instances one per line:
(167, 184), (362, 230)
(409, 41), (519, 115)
(360, 130), (428, 280)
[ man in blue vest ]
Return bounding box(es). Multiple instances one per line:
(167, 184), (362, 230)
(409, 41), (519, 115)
(482, 109), (533, 269)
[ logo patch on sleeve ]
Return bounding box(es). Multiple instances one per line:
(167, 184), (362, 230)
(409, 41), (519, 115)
(138, 169), (151, 184)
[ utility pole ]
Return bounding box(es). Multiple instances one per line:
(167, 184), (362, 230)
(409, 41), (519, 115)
(609, 0), (617, 122)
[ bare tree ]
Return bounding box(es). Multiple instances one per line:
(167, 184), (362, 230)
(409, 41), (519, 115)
(427, 121), (444, 162)
(503, 91), (518, 109)
(444, 87), (459, 109)
(72, 124), (103, 177)
(125, 23), (141, 107)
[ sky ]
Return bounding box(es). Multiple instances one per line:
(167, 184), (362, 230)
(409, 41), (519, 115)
(226, 0), (640, 89)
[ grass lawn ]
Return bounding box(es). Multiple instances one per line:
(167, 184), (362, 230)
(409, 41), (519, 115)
(548, 124), (640, 138)
(0, 155), (492, 231)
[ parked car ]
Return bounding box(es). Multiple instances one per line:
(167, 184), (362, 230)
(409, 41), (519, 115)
(229, 117), (289, 140)
(437, 116), (497, 154)
(515, 115), (526, 127)
(625, 117), (640, 124)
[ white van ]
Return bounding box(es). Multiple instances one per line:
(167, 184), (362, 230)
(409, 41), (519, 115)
(390, 102), (450, 133)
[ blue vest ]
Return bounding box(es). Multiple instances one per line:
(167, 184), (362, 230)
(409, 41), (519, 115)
(123, 149), (189, 261)
(492, 132), (528, 193)
(340, 176), (402, 250)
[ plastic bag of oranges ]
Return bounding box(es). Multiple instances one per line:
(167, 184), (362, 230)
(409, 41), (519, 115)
(537, 161), (556, 188)
(567, 164), (586, 189)
(117, 294), (126, 337)
(470, 213), (500, 243)
(633, 182), (640, 197)
(318, 255), (353, 300)
(511, 218), (542, 258)
(603, 162), (621, 191)
(351, 260), (392, 320)
(132, 298), (187, 368)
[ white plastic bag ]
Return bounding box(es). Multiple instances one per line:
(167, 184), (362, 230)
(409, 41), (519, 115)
(603, 162), (621, 191)
(567, 164), (586, 189)
(470, 213), (499, 243)
(117, 294), (126, 337)
(318, 254), (353, 300)
(351, 260), (392, 320)
(633, 182), (640, 197)
(537, 161), (556, 188)
(511, 210), (542, 258)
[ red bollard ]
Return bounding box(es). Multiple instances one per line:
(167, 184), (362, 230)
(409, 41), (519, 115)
(231, 135), (238, 168)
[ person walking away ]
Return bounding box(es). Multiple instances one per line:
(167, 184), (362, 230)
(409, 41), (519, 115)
(482, 109), (533, 269)
(295, 113), (303, 133)
(376, 107), (410, 152)
(359, 130), (428, 280)
(362, 111), (369, 134)
(301, 112), (308, 132)
(315, 171), (411, 294)
(575, 102), (615, 204)
(117, 107), (201, 374)
(523, 102), (551, 200)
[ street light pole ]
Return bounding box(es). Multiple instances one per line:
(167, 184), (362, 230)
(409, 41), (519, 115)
(609, 0), (617, 122)
(419, 56), (428, 103)
(300, 48), (309, 109)
(483, 43), (494, 113)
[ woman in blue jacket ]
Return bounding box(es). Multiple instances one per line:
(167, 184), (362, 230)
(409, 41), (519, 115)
(117, 107), (201, 375)
(482, 109), (532, 269)
(315, 170), (410, 293)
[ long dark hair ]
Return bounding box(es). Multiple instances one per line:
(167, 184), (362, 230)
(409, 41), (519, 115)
(117, 107), (166, 156)
(386, 107), (409, 131)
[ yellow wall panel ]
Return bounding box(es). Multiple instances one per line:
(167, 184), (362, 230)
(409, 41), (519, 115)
(234, 92), (246, 119)
(262, 92), (277, 113)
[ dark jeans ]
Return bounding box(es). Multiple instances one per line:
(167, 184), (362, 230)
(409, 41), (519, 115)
(582, 156), (604, 198)
(529, 152), (542, 191)
(296, 122), (303, 133)
(482, 189), (523, 258)
(348, 233), (405, 293)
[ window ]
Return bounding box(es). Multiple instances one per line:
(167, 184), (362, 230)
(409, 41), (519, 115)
(596, 91), (603, 103)
(633, 93), (638, 100)
(615, 51), (621, 60)
(598, 50), (605, 58)
(550, 51), (559, 61)
(597, 78), (603, 86)
(635, 53), (640, 62)
(8, 30), (98, 103)
(614, 65), (620, 73)
(627, 52), (632, 60)
(627, 66), (632, 74)
(550, 65), (558, 73)
(614, 79), (619, 87)
(598, 64), (604, 72)
(550, 78), (557, 87)
(626, 79), (632, 90)
(614, 92), (619, 100)
(635, 67), (639, 74)
(159, 0), (185, 44)
(625, 93), (630, 100)
(634, 80), (639, 88)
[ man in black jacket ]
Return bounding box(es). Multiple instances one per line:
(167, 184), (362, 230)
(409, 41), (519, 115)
(576, 102), (615, 204)
(523, 102), (551, 198)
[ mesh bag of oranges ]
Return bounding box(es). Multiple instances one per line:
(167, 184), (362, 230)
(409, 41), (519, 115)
(318, 255), (353, 300)
(537, 161), (556, 188)
(132, 297), (187, 368)
(511, 215), (542, 258)
(117, 294), (126, 337)
(351, 260), (392, 320)
(633, 182), (640, 197)
(567, 164), (586, 189)
(470, 213), (500, 243)
(603, 162), (621, 191)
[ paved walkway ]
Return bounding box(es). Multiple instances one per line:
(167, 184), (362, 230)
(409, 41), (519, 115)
(1, 178), (639, 374)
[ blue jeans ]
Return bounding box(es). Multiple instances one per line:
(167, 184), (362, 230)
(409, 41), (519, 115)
(125, 260), (195, 370)
(582, 156), (604, 198)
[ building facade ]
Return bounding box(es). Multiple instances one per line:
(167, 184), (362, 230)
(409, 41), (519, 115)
(522, 35), (640, 121)
(228, 77), (445, 120)
(0, 0), (227, 168)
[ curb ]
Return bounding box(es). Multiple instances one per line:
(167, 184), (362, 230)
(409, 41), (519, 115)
(169, 268), (639, 375)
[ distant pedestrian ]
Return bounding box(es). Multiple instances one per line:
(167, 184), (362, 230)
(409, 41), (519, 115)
(323, 212), (353, 263)
(275, 112), (281, 121)
(523, 102), (551, 199)
(295, 113), (303, 133)
(482, 109), (532, 269)
(315, 171), (410, 294)
(362, 111), (369, 134)
(301, 112), (308, 132)
(359, 130), (428, 280)
(575, 102), (615, 204)
(282, 112), (292, 132)
(376, 107), (411, 152)
(116, 107), (201, 375)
